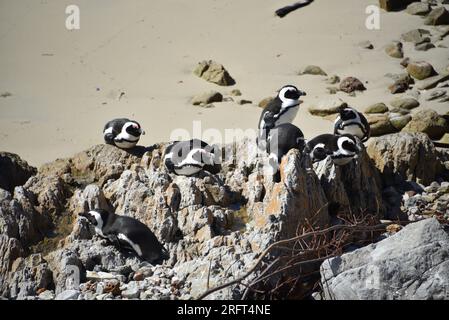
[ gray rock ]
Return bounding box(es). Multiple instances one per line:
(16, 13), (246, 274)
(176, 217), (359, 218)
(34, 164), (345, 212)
(407, 61), (436, 80)
(425, 90), (447, 101)
(385, 41), (404, 58)
(299, 65), (327, 76)
(425, 7), (449, 26)
(193, 60), (235, 86)
(325, 75), (340, 85)
(191, 91), (223, 105)
(308, 99), (347, 116)
(401, 29), (431, 43)
(365, 103), (389, 114)
(415, 42), (435, 51)
(389, 114), (412, 130)
(38, 290), (55, 300)
(406, 2), (430, 15)
(55, 289), (80, 300)
(389, 97), (419, 110)
(418, 74), (449, 90)
(339, 77), (366, 93)
(366, 114), (397, 136)
(402, 109), (448, 139)
(0, 152), (36, 193)
(320, 218), (449, 300)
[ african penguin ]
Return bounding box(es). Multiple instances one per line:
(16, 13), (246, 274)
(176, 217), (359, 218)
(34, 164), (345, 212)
(258, 85), (306, 148)
(266, 123), (305, 182)
(305, 133), (362, 166)
(103, 118), (145, 149)
(334, 106), (370, 143)
(79, 209), (168, 264)
(164, 139), (220, 176)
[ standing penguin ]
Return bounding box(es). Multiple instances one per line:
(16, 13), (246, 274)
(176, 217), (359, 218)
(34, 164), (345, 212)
(103, 118), (145, 149)
(266, 123), (305, 181)
(164, 139), (220, 176)
(334, 106), (370, 142)
(258, 85), (306, 147)
(79, 209), (168, 264)
(305, 133), (361, 166)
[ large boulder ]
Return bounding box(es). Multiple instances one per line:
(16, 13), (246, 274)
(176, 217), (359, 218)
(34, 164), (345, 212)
(402, 109), (448, 139)
(367, 132), (442, 186)
(0, 152), (36, 193)
(320, 218), (449, 300)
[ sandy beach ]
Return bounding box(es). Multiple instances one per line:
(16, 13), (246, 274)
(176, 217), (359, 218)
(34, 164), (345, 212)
(1, 0), (448, 166)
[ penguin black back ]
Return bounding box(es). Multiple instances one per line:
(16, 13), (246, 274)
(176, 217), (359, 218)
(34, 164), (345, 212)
(334, 107), (370, 142)
(80, 209), (168, 264)
(267, 123), (305, 182)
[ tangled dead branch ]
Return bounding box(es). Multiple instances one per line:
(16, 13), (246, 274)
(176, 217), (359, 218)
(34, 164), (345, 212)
(197, 210), (397, 300)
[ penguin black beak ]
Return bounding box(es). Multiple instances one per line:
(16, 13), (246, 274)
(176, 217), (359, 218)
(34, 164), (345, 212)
(141, 129), (146, 135)
(300, 90), (307, 96)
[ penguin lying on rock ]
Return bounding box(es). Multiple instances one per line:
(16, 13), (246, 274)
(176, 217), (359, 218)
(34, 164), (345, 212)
(79, 209), (168, 264)
(163, 139), (221, 176)
(103, 118), (145, 149)
(305, 133), (362, 166)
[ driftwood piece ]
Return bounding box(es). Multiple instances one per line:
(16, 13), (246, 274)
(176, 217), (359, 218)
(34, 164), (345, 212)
(275, 0), (314, 18)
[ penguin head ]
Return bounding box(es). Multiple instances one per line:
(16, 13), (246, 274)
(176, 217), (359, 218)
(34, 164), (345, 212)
(339, 106), (359, 122)
(278, 85), (306, 107)
(337, 134), (361, 156)
(124, 121), (145, 137)
(79, 208), (110, 231)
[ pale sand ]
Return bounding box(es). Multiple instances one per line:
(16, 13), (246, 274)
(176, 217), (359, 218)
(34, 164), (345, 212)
(0, 0), (448, 166)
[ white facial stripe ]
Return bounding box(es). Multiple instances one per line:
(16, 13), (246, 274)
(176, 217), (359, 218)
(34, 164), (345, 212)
(279, 87), (299, 108)
(103, 127), (113, 135)
(89, 210), (104, 236)
(313, 143), (325, 151)
(118, 233), (143, 256)
(337, 137), (355, 156)
(176, 148), (213, 167)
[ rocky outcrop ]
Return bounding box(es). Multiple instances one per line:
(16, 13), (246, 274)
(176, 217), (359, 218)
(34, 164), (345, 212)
(367, 132), (443, 186)
(312, 150), (384, 216)
(320, 218), (449, 300)
(0, 152), (36, 193)
(1, 134), (440, 299)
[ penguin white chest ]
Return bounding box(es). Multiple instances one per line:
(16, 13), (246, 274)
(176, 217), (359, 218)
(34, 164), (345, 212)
(276, 106), (299, 126)
(338, 124), (364, 140)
